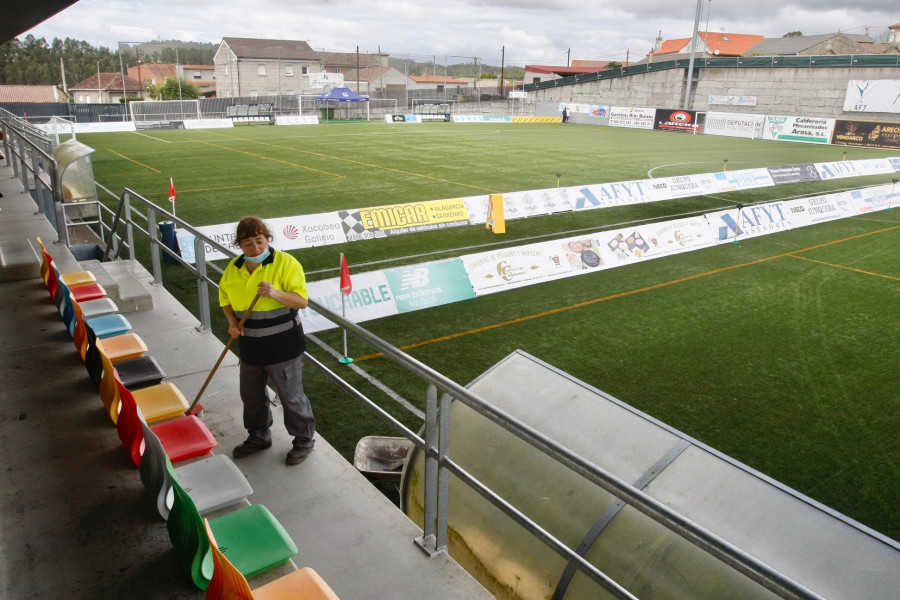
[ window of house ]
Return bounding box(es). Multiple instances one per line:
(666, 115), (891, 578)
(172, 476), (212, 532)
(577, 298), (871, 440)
(301, 66), (308, 75)
(258, 64), (266, 76)
(334, 68), (341, 73)
(225, 65), (229, 76)
(532, 77), (541, 84)
(437, 85), (444, 92)
(285, 66), (293, 76)
(192, 71), (201, 80)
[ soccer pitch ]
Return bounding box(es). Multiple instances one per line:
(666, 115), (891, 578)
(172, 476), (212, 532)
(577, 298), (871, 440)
(81, 122), (900, 540)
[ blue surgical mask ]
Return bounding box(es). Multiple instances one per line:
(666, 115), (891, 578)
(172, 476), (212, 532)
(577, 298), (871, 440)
(244, 248), (271, 264)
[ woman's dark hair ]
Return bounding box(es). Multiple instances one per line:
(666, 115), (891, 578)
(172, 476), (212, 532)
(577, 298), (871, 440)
(233, 216), (273, 247)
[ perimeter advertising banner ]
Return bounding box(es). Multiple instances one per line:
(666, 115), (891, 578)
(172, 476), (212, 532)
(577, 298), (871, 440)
(712, 168), (775, 192)
(178, 212), (346, 262)
(654, 108), (698, 133)
(300, 269), (399, 334)
(842, 80), (900, 113)
(296, 182), (895, 332)
(761, 116), (834, 144)
(503, 187), (576, 219)
(589, 105), (610, 121)
(766, 164), (821, 185)
(703, 112), (765, 139)
(814, 158), (896, 180)
(339, 199), (470, 241)
(609, 106), (656, 129)
(831, 120), (900, 150)
(572, 180), (655, 210)
(461, 237), (607, 295)
(645, 173), (717, 201)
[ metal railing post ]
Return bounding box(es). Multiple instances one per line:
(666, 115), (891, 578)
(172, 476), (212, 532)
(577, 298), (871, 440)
(415, 384), (441, 556)
(195, 236), (212, 331)
(435, 391), (452, 552)
(147, 207), (162, 284)
(124, 192), (135, 261)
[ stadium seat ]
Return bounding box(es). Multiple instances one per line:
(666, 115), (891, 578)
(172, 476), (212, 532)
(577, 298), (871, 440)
(37, 237), (100, 292)
(167, 457), (296, 590)
(205, 518), (339, 600)
(138, 417), (249, 519)
(79, 297), (118, 319)
(51, 262), (105, 303)
(86, 312), (133, 338)
(97, 343), (187, 424)
(82, 318), (160, 388)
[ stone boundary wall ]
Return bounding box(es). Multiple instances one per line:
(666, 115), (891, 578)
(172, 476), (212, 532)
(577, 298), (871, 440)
(530, 66), (900, 121)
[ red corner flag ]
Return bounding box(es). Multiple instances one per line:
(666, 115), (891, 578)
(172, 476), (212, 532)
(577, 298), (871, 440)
(340, 254), (352, 295)
(168, 178), (177, 203)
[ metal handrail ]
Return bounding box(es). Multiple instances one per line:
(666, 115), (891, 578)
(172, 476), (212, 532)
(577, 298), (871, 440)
(78, 184), (825, 600)
(0, 115), (62, 241)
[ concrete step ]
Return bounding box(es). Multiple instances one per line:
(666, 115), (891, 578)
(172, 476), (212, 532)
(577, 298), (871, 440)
(0, 239), (41, 282)
(79, 259), (153, 313)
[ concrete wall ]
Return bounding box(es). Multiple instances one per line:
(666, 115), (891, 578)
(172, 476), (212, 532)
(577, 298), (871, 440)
(529, 66), (900, 121)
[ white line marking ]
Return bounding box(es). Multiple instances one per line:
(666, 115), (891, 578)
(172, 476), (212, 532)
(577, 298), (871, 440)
(130, 131), (171, 143)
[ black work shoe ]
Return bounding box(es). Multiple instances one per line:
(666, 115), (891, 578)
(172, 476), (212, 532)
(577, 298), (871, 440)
(233, 440), (271, 458)
(286, 446), (313, 465)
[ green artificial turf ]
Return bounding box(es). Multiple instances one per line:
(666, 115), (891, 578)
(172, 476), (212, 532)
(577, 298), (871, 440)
(81, 122), (899, 539)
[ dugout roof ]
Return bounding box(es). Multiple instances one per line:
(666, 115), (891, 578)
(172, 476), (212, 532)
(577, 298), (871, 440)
(0, 0), (79, 44)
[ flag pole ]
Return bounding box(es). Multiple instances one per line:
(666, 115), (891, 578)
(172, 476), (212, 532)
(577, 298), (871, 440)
(339, 252), (353, 364)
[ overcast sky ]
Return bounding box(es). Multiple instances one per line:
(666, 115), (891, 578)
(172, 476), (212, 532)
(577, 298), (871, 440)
(21, 0), (899, 66)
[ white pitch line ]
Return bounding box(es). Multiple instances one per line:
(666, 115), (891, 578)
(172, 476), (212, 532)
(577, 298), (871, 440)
(307, 334), (425, 420)
(130, 131), (171, 143)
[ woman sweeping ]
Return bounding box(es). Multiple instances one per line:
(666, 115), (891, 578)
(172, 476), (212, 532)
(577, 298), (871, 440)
(219, 216), (316, 465)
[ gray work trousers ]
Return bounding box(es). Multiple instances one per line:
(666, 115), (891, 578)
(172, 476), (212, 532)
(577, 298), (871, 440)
(239, 354), (315, 449)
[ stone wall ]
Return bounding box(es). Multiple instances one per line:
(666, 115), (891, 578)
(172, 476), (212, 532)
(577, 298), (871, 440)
(529, 66), (900, 121)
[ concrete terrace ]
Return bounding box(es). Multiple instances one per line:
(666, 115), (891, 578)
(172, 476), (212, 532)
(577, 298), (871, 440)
(0, 158), (492, 599)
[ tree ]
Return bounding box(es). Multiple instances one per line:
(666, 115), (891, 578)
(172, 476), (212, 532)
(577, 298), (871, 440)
(783, 31), (803, 37)
(605, 61), (623, 69)
(159, 76), (199, 100)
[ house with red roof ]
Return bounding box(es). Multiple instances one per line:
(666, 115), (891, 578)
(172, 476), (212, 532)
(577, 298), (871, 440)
(0, 85), (62, 103)
(409, 75), (471, 93)
(69, 73), (143, 104)
(127, 63), (216, 97)
(646, 31), (765, 62)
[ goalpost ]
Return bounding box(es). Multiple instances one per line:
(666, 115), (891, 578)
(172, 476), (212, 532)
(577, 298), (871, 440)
(129, 99), (202, 122)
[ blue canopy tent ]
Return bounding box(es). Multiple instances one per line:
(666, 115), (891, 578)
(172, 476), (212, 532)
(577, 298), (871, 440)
(314, 87), (370, 121)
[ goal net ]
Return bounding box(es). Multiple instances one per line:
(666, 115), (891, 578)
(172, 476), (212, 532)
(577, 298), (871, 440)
(45, 116), (77, 146)
(412, 99), (454, 114)
(129, 99), (202, 122)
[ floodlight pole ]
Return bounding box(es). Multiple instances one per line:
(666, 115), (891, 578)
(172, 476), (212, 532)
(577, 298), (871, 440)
(682, 0), (704, 109)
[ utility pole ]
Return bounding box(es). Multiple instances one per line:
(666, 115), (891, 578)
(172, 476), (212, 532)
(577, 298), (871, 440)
(356, 46), (360, 94)
(567, 48), (571, 66)
(500, 45), (505, 99)
(97, 62), (102, 103)
(136, 46), (144, 99)
(176, 45), (183, 101)
(682, 0), (703, 109)
(59, 56), (68, 101)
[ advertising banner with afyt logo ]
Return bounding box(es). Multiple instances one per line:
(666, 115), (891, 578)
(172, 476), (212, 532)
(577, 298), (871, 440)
(843, 80), (900, 113)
